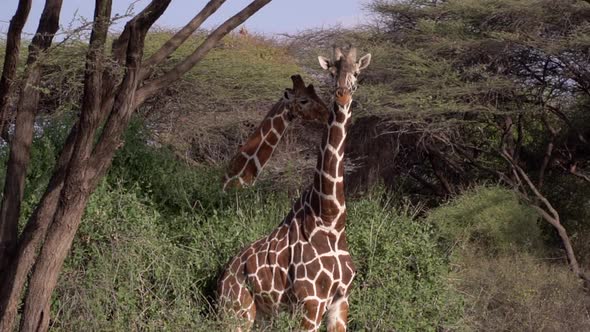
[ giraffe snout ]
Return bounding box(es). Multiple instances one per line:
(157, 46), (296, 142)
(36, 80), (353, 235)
(335, 88), (352, 106)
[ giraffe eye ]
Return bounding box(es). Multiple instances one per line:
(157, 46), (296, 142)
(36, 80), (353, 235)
(300, 99), (309, 105)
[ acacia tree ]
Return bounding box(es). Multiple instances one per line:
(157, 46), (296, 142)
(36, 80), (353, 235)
(0, 0), (272, 330)
(356, 0), (590, 283)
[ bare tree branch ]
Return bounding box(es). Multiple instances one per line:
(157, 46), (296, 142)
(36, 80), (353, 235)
(135, 0), (272, 104)
(501, 150), (589, 284)
(139, 0), (227, 81)
(538, 112), (559, 189)
(570, 166), (590, 183)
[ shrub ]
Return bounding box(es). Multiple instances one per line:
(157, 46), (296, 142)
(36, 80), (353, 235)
(50, 171), (464, 331)
(53, 182), (205, 331)
(428, 185), (543, 255)
(429, 186), (590, 331)
(108, 120), (229, 215)
(347, 193), (464, 331)
(51, 179), (292, 331)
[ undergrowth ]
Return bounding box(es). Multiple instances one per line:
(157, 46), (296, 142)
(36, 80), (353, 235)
(430, 186), (590, 331)
(44, 121), (464, 331)
(6, 116), (587, 331)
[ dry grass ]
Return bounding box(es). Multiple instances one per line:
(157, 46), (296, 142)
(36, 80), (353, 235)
(455, 249), (590, 332)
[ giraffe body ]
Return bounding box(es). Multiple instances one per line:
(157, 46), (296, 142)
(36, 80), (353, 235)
(218, 190), (355, 330)
(219, 47), (371, 331)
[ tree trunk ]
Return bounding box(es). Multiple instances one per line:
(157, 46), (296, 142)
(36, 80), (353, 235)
(0, 0), (61, 279)
(504, 151), (590, 285)
(533, 206), (589, 286)
(0, 125), (77, 332)
(20, 181), (92, 332)
(0, 0), (32, 142)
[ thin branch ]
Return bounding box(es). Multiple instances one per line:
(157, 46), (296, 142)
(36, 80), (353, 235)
(139, 0), (227, 81)
(570, 166), (590, 183)
(501, 150), (589, 284)
(135, 0), (272, 105)
(538, 112), (558, 189)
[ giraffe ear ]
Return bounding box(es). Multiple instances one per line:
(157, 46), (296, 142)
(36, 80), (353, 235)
(305, 84), (319, 98)
(291, 74), (306, 91)
(357, 53), (371, 70)
(283, 88), (294, 100)
(318, 56), (331, 70)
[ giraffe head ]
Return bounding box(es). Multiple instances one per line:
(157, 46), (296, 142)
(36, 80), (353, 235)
(317, 46), (371, 107)
(283, 75), (329, 123)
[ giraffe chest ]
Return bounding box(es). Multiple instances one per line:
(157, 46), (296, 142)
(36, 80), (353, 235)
(235, 220), (355, 312)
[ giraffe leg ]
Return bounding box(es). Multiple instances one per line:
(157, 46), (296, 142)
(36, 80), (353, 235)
(219, 279), (256, 331)
(299, 299), (327, 332)
(326, 295), (349, 332)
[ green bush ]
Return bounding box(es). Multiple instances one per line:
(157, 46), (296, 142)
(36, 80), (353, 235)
(428, 186), (590, 331)
(347, 194), (464, 331)
(108, 120), (228, 215)
(52, 179), (293, 331)
(428, 185), (543, 255)
(53, 182), (206, 331)
(50, 153), (463, 331)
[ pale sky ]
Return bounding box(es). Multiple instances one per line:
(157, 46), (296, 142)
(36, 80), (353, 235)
(0, 0), (372, 36)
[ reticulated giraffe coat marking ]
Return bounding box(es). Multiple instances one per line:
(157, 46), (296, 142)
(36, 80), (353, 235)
(223, 75), (328, 191)
(218, 47), (371, 331)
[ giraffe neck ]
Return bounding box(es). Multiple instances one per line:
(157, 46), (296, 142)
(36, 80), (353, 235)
(223, 99), (291, 191)
(308, 99), (352, 229)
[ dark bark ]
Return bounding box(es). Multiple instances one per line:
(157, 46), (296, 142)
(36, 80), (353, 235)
(0, 125), (77, 332)
(427, 151), (454, 195)
(0, 0), (62, 278)
(17, 1), (112, 329)
(0, 0), (32, 142)
(19, 1), (172, 330)
(538, 113), (559, 189)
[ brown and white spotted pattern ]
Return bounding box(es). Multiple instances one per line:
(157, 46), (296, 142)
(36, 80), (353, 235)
(218, 47), (371, 331)
(223, 75), (328, 191)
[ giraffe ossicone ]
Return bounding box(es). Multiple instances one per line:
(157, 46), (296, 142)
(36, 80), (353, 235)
(223, 75), (328, 191)
(218, 46), (371, 332)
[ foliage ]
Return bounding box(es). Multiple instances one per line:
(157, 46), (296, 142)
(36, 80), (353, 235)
(428, 185), (590, 331)
(2, 3), (589, 328)
(428, 186), (543, 255)
(347, 193), (464, 331)
(143, 31), (301, 108)
(45, 132), (464, 330)
(108, 119), (228, 215)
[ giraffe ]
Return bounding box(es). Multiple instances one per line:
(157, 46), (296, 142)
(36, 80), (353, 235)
(218, 46), (371, 331)
(223, 75), (329, 191)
